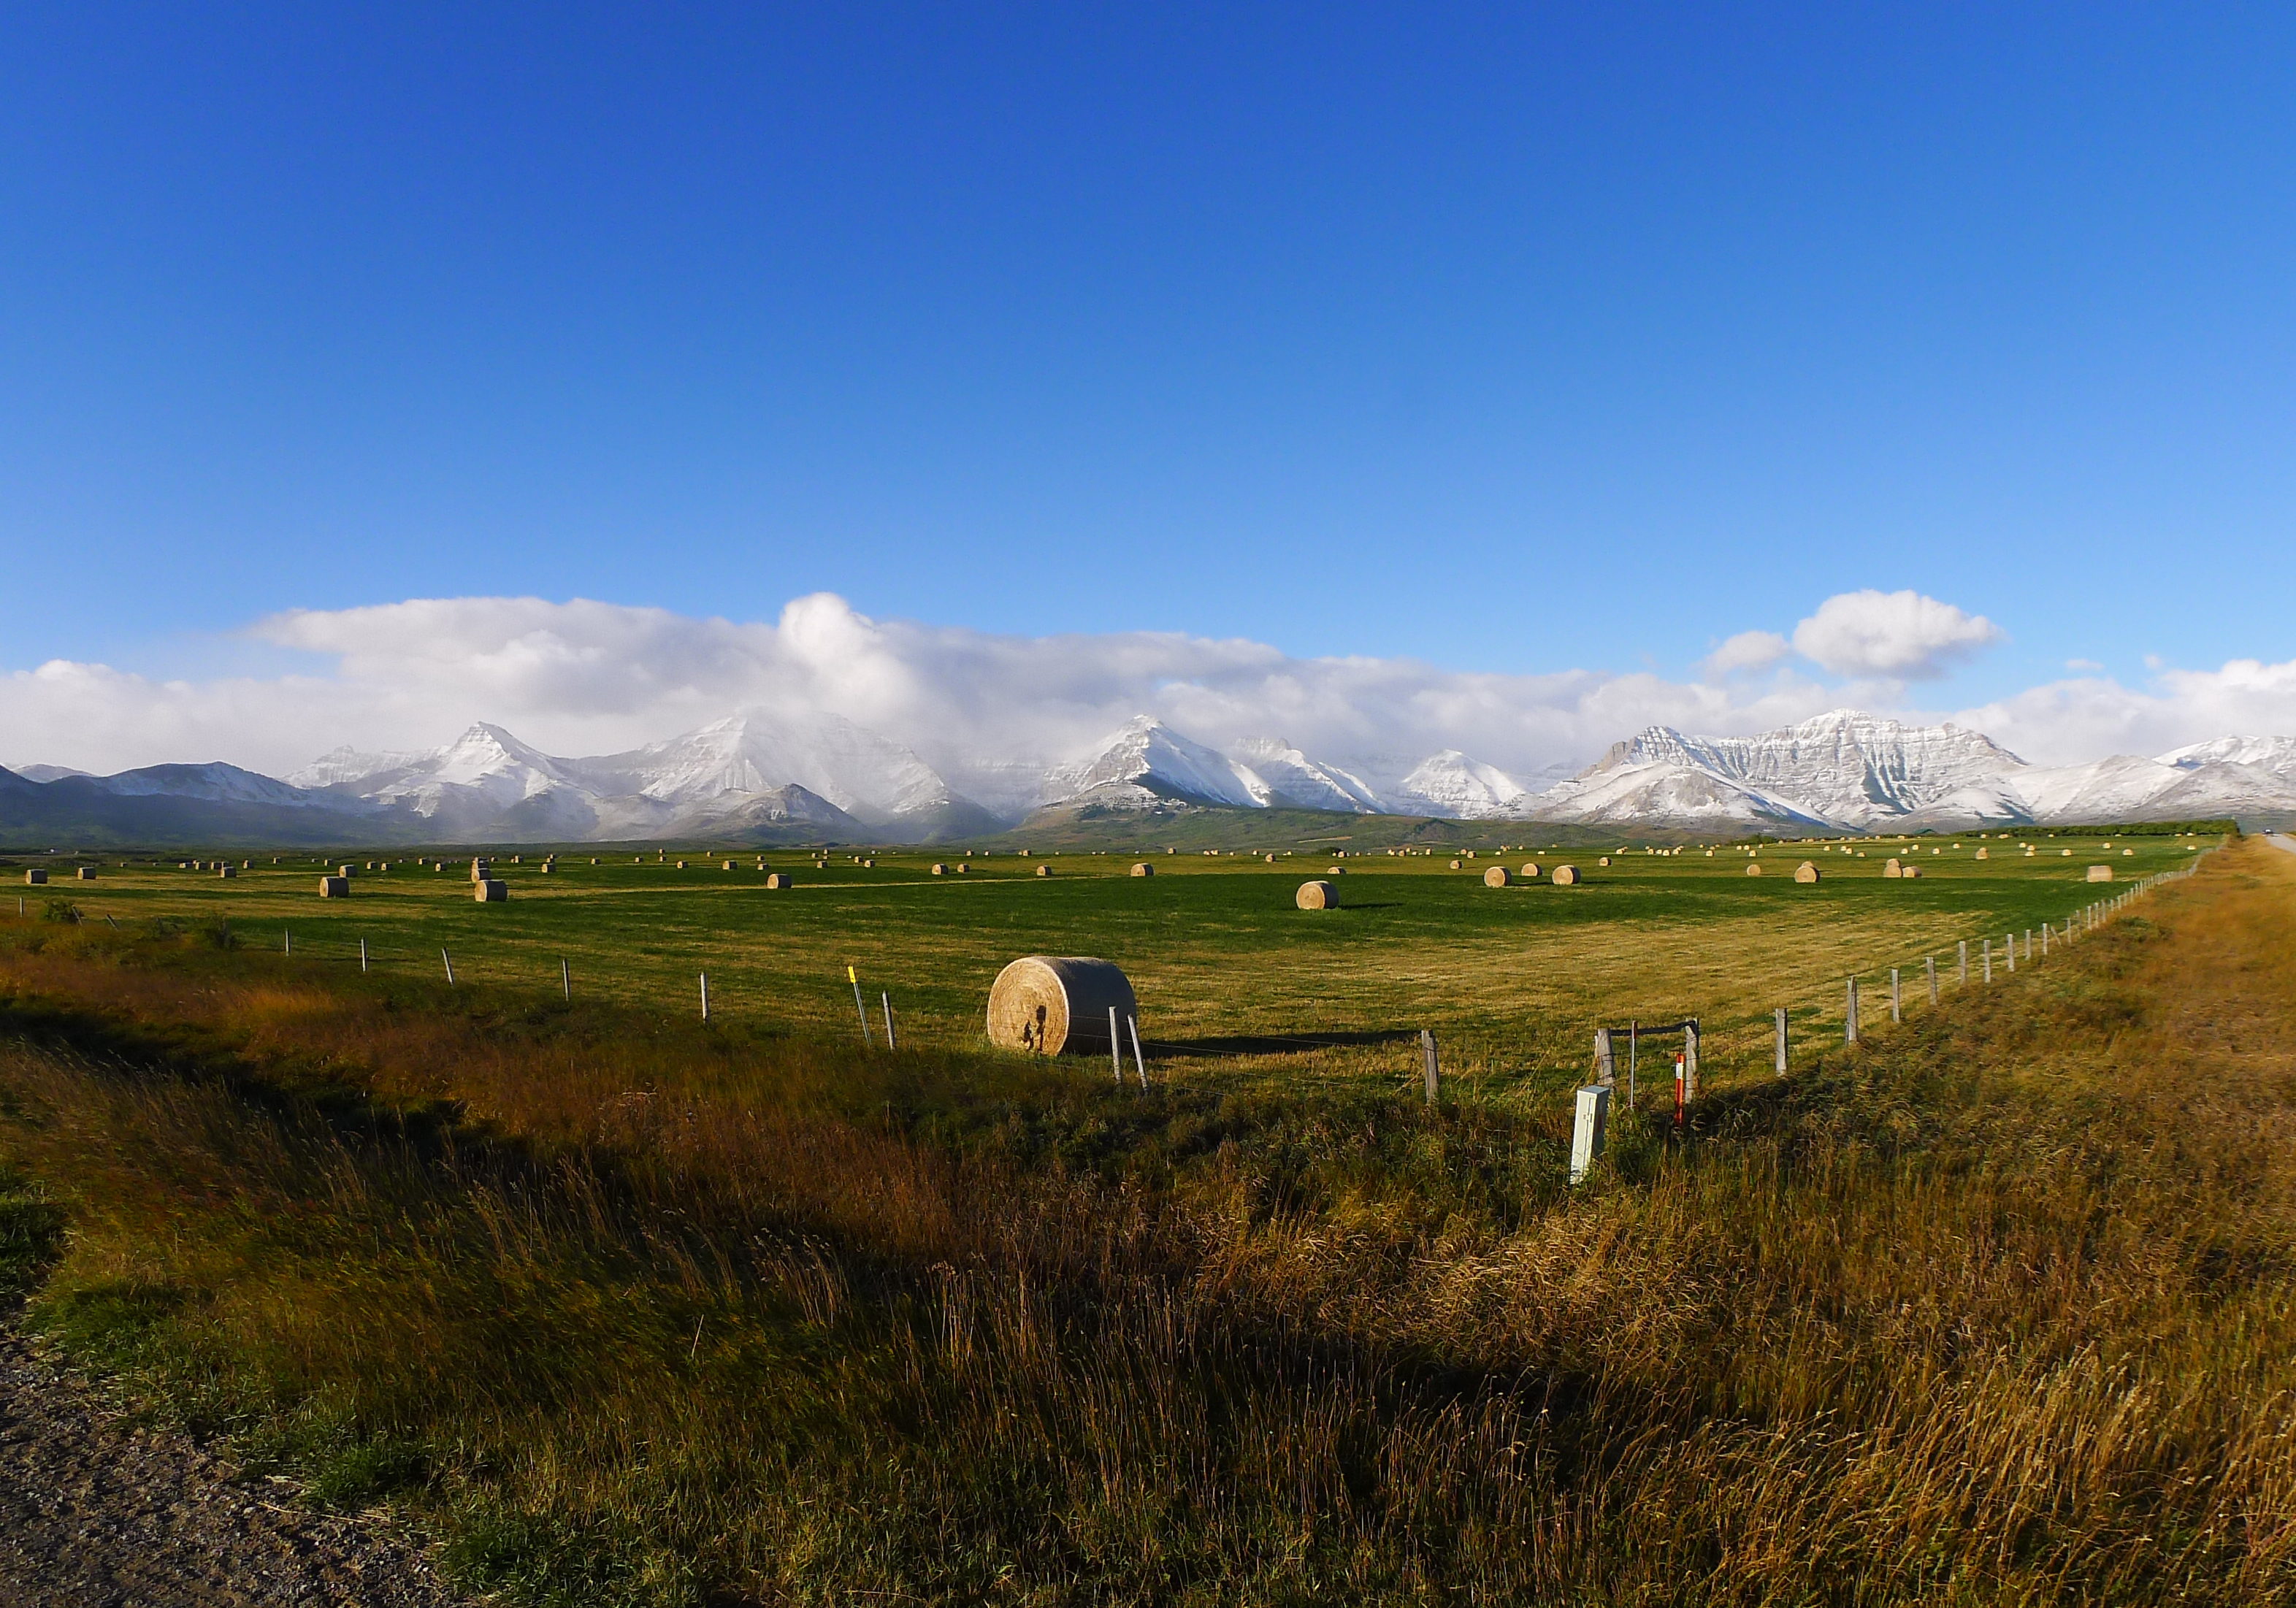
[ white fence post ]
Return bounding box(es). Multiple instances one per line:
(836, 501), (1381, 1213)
(1570, 1085), (1612, 1186)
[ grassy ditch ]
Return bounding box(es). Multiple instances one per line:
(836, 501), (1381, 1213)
(0, 842), (2289, 1604)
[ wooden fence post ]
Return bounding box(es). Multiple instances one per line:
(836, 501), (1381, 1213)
(1845, 977), (1859, 1044)
(1983, 938), (1992, 984)
(1958, 940), (1968, 987)
(2004, 933), (2015, 974)
(1890, 967), (1901, 1023)
(1683, 1019), (1699, 1103)
(1593, 1027), (1615, 1088)
(1422, 1030), (1440, 1106)
(1774, 1006), (1788, 1076)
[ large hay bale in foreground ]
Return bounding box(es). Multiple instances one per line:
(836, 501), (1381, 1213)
(1551, 864), (1580, 886)
(987, 956), (1136, 1054)
(1296, 879), (1340, 909)
(2086, 865), (2113, 882)
(1482, 865), (1512, 887)
(1130, 862), (1154, 876)
(318, 876), (349, 898)
(1794, 862), (1821, 884)
(474, 879), (508, 902)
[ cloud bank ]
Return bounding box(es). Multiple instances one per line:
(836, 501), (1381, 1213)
(2, 589), (2289, 783)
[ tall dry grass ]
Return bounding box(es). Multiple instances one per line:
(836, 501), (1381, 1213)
(0, 843), (2290, 1603)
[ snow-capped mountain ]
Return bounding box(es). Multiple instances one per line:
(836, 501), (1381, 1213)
(572, 711), (998, 838)
(1225, 738), (1385, 813)
(1381, 751), (1532, 819)
(1563, 712), (2027, 829)
(2159, 735), (2296, 781)
(1530, 710), (2296, 831)
(76, 762), (343, 809)
(1037, 717), (1271, 812)
(295, 724), (607, 838)
(13, 705), (2296, 847)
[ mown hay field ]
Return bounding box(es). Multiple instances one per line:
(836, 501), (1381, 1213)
(9, 832), (2209, 1111)
(0, 836), (2284, 1605)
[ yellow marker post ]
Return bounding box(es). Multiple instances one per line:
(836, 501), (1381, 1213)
(849, 965), (871, 1046)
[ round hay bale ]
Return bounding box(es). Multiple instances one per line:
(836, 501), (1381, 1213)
(1902, 865), (1923, 878)
(1448, 859), (1462, 870)
(1296, 879), (1340, 909)
(1036, 863), (1053, 877)
(987, 956), (1136, 1054)
(1745, 862), (1763, 876)
(217, 865), (238, 878)
(1130, 862), (1155, 876)
(1597, 856), (1611, 867)
(1883, 858), (1903, 878)
(474, 878), (508, 903)
(1551, 864), (1580, 885)
(1519, 862), (1541, 879)
(931, 863), (947, 875)
(318, 876), (348, 897)
(1794, 862), (1821, 884)
(765, 873), (794, 889)
(2122, 847), (2134, 857)
(1482, 865), (1512, 887)
(23, 869), (47, 886)
(1973, 847), (1989, 861)
(75, 867), (96, 881)
(1325, 865), (1347, 875)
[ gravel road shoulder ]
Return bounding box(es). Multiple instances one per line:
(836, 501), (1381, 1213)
(0, 1309), (468, 1608)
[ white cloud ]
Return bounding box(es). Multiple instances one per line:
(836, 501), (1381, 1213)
(1704, 629), (1793, 676)
(1952, 656), (2296, 768)
(1790, 589), (2005, 680)
(4, 591), (2292, 784)
(2065, 658), (2104, 673)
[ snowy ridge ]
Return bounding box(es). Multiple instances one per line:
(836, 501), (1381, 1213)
(15, 707), (2296, 842)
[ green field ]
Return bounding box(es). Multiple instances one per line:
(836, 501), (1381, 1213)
(6, 830), (2212, 1113)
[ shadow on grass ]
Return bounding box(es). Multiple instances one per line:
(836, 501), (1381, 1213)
(1141, 1028), (1422, 1060)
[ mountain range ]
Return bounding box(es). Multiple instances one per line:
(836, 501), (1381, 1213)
(4, 708), (2294, 847)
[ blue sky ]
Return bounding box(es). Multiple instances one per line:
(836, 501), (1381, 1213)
(4, 4), (2295, 770)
